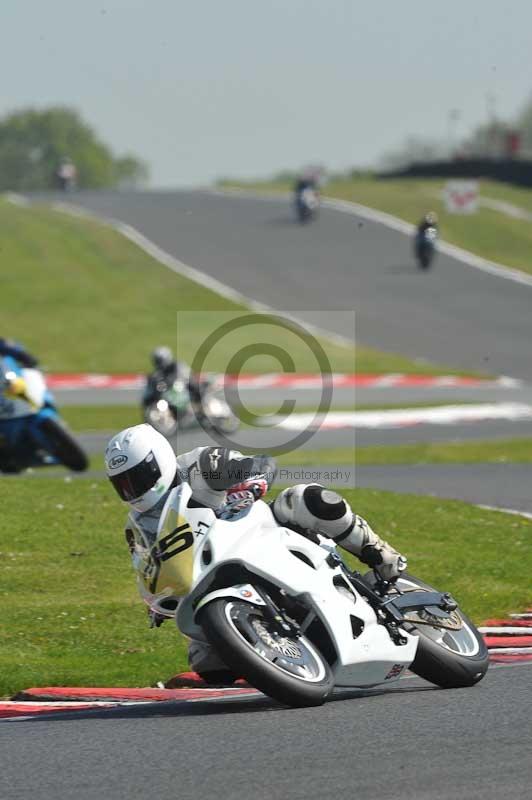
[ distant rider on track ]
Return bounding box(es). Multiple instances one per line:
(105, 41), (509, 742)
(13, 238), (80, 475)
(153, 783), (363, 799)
(144, 347), (203, 410)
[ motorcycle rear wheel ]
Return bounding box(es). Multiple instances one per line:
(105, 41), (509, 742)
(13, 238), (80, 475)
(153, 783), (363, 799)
(39, 418), (89, 472)
(396, 574), (489, 688)
(199, 598), (334, 707)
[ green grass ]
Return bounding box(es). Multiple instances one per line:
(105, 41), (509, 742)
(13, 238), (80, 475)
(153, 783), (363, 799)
(225, 176), (532, 276)
(478, 179), (532, 215)
(279, 438), (532, 466)
(61, 405), (140, 432)
(0, 198), (468, 376)
(1, 476), (530, 698)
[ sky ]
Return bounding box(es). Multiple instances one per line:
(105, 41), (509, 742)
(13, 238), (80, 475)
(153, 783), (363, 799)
(1, 0), (531, 187)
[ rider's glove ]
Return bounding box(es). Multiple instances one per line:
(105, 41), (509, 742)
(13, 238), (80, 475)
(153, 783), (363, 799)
(228, 477), (268, 501)
(223, 490), (255, 515)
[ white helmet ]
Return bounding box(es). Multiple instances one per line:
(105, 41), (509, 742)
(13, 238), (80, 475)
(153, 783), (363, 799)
(151, 346), (174, 370)
(105, 424), (176, 513)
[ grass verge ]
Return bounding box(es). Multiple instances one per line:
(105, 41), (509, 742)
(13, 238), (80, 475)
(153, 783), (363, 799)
(1, 198), (464, 375)
(279, 439), (532, 466)
(1, 476), (530, 698)
(224, 176), (532, 276)
(61, 405), (140, 432)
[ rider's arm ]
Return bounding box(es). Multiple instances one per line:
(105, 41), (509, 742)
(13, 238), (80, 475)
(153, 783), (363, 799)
(0, 339), (38, 368)
(176, 447), (277, 510)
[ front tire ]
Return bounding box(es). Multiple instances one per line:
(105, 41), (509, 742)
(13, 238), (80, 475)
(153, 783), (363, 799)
(199, 599), (334, 707)
(397, 574), (489, 688)
(144, 403), (178, 437)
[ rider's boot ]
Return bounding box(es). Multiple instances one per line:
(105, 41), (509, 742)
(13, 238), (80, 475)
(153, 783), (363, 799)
(188, 639), (240, 685)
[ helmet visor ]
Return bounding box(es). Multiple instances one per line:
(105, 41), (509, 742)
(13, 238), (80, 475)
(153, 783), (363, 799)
(109, 451), (161, 502)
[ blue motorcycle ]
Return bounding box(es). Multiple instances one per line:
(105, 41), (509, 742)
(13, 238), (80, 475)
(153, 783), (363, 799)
(0, 356), (88, 473)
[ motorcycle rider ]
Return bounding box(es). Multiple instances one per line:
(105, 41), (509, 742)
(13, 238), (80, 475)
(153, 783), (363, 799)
(294, 167), (321, 200)
(0, 338), (39, 407)
(0, 338), (38, 369)
(416, 211), (439, 237)
(144, 347), (203, 409)
(105, 424), (407, 681)
(55, 157), (77, 191)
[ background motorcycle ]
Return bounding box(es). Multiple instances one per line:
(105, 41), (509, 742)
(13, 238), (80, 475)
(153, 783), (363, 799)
(295, 186), (320, 223)
(142, 375), (240, 438)
(0, 357), (88, 473)
(415, 226), (438, 269)
(138, 482), (489, 708)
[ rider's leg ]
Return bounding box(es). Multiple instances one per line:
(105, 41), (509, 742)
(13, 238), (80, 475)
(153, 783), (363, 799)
(188, 639), (239, 684)
(272, 483), (407, 580)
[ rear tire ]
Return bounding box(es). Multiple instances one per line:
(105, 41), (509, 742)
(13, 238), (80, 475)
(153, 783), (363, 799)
(39, 418), (89, 472)
(397, 575), (489, 688)
(199, 599), (334, 707)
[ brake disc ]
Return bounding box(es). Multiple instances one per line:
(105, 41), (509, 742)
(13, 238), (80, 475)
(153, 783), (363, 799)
(252, 619), (303, 659)
(404, 608), (463, 631)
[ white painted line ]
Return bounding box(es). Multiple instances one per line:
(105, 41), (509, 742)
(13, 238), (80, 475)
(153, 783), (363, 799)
(479, 627), (532, 634)
(268, 402), (532, 431)
(510, 613), (532, 619)
(4, 192), (29, 207)
(480, 196), (532, 222)
(485, 647), (532, 654)
(477, 504), (532, 520)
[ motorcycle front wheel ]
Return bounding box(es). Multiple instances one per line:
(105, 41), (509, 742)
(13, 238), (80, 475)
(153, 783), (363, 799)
(199, 599), (334, 707)
(144, 403), (179, 437)
(396, 574), (489, 688)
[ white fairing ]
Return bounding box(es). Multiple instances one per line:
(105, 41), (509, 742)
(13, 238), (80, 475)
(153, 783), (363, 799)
(171, 483), (418, 689)
(0, 368), (46, 419)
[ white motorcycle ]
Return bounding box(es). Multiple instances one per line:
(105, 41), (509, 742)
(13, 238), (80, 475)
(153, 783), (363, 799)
(143, 376), (239, 438)
(134, 482), (489, 708)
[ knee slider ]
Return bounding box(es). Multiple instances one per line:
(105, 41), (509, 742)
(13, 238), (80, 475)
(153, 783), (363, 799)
(302, 485), (347, 521)
(274, 483), (353, 541)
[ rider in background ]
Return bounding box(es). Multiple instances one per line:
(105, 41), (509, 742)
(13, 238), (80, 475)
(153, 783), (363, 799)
(294, 166), (321, 197)
(105, 426), (407, 681)
(144, 347), (204, 409)
(416, 211), (439, 237)
(0, 338), (38, 368)
(55, 157), (77, 191)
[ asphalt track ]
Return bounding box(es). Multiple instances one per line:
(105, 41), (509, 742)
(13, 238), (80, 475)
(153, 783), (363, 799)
(53, 383), (532, 408)
(2, 664), (530, 800)
(44, 188), (532, 380)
